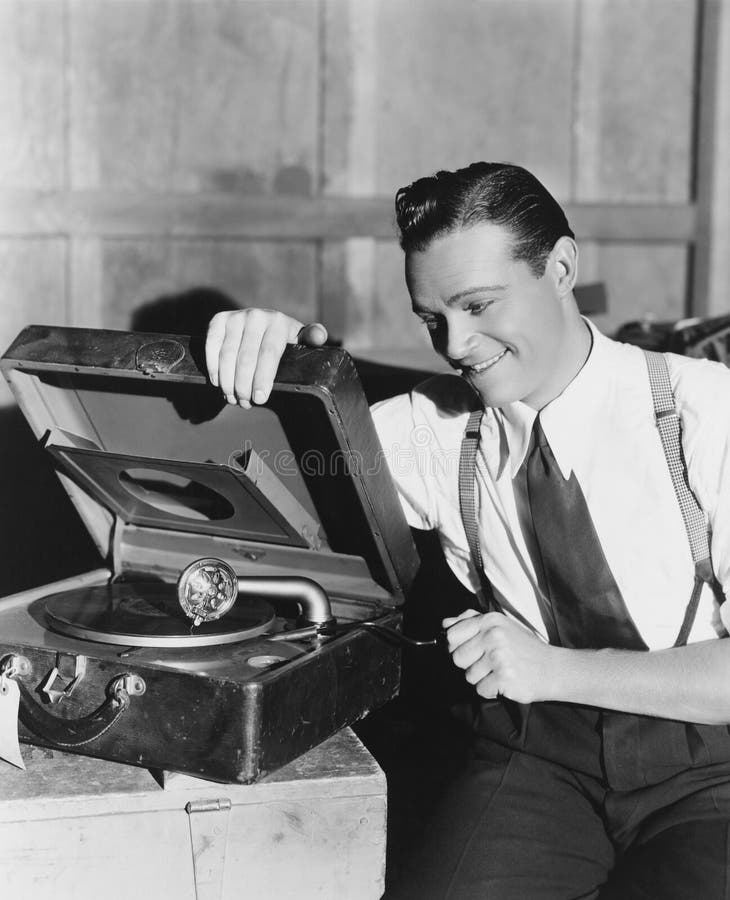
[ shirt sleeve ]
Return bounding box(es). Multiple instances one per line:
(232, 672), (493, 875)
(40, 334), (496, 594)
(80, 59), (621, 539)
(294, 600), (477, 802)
(370, 392), (439, 531)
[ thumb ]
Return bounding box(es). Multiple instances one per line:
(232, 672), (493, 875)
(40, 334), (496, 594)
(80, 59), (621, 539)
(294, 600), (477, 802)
(442, 608), (481, 629)
(297, 322), (328, 346)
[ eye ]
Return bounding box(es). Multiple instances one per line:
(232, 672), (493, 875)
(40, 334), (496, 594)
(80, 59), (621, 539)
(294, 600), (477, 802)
(467, 301), (493, 315)
(414, 312), (440, 331)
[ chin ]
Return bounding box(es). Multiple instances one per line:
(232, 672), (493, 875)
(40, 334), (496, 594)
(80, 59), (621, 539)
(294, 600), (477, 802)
(466, 374), (524, 408)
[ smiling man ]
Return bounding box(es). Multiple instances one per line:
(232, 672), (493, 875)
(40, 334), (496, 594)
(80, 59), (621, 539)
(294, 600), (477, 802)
(406, 223), (591, 409)
(205, 162), (730, 899)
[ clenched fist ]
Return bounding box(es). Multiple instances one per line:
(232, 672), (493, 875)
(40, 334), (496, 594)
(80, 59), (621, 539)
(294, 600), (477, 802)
(443, 609), (563, 704)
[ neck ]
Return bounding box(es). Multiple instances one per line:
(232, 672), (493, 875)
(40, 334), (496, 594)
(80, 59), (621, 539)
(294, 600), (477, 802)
(529, 314), (593, 411)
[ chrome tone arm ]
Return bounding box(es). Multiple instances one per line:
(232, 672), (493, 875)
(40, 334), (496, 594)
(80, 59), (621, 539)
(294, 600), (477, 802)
(177, 557), (335, 628)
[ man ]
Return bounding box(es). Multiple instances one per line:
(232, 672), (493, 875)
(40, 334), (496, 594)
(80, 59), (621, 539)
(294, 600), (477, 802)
(205, 162), (730, 898)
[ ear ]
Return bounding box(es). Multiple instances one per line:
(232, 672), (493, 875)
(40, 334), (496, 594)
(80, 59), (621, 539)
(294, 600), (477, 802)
(547, 236), (578, 296)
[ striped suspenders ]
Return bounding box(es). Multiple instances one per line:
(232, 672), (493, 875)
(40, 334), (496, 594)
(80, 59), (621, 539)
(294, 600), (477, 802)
(458, 351), (723, 647)
(644, 350), (723, 646)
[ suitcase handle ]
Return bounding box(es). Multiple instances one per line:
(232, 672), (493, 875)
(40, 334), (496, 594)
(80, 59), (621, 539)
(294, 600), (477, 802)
(16, 673), (144, 749)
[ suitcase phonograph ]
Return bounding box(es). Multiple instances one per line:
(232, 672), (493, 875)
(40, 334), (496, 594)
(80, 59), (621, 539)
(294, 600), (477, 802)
(0, 325), (419, 783)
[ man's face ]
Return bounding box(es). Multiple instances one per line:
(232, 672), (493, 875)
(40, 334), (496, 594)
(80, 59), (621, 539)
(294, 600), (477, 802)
(406, 222), (577, 409)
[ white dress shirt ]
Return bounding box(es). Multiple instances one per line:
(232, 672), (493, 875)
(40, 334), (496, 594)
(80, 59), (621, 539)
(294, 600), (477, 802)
(371, 320), (730, 650)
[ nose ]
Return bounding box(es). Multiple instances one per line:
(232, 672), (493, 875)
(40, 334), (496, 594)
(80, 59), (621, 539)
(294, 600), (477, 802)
(440, 314), (478, 362)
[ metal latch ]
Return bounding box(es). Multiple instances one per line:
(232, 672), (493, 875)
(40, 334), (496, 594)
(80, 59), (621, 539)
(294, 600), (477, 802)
(185, 797), (232, 900)
(42, 654), (87, 704)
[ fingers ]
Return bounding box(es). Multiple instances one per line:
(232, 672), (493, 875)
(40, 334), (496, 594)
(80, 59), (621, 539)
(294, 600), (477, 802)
(238, 313), (291, 406)
(450, 633), (500, 699)
(205, 309), (311, 407)
(443, 611), (543, 704)
(442, 610), (481, 664)
(445, 611), (507, 674)
(216, 313), (260, 407)
(442, 608), (481, 630)
(205, 311), (229, 389)
(443, 610), (503, 655)
(463, 650), (491, 686)
(474, 672), (500, 699)
(451, 631), (493, 671)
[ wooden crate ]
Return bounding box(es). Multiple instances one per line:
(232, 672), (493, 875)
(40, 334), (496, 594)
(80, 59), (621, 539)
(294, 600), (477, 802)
(0, 728), (386, 900)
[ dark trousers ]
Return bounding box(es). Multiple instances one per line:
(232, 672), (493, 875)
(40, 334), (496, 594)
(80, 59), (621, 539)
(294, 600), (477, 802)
(386, 700), (730, 899)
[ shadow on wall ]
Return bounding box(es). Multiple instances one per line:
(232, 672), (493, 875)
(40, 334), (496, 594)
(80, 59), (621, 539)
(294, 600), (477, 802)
(130, 286), (240, 335)
(2, 287), (240, 596)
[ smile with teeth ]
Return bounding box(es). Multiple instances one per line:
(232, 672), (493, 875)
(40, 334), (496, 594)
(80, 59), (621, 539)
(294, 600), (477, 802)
(467, 348), (508, 374)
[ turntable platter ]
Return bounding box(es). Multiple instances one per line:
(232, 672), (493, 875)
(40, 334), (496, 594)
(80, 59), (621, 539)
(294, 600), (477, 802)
(44, 583), (276, 648)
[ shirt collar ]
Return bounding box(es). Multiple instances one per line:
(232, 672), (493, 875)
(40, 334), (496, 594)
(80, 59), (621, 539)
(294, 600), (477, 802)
(487, 319), (614, 481)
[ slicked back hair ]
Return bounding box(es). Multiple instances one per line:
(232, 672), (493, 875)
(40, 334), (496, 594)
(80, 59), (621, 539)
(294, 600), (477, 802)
(395, 162), (575, 278)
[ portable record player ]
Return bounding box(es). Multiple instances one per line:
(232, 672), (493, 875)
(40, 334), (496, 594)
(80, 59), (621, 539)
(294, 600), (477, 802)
(0, 325), (419, 783)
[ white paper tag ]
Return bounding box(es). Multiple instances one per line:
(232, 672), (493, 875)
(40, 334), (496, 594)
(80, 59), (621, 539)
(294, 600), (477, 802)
(0, 678), (26, 770)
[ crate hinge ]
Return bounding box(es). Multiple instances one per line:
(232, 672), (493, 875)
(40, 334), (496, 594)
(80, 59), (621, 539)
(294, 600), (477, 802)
(185, 797), (232, 900)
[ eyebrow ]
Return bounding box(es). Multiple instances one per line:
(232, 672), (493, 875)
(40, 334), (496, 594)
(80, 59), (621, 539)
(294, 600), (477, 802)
(411, 284), (508, 316)
(446, 285), (507, 306)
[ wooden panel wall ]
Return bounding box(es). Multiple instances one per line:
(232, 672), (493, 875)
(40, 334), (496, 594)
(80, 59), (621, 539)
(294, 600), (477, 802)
(0, 0), (323, 407)
(694, 0), (730, 316)
(322, 0), (700, 352)
(0, 0), (725, 592)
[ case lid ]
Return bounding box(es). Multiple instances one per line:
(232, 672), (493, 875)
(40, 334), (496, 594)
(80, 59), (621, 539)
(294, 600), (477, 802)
(1, 325), (419, 606)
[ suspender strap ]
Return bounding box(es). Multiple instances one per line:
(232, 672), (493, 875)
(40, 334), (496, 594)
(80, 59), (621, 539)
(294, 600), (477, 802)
(458, 408), (531, 736)
(458, 409), (494, 612)
(643, 350), (721, 646)
(459, 354), (720, 648)
(644, 351), (710, 563)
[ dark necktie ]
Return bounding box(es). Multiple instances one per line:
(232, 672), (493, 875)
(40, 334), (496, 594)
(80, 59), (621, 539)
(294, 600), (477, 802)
(525, 416), (647, 650)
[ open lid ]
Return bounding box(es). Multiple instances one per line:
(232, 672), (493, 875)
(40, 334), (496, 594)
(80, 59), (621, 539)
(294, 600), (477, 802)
(1, 325), (419, 606)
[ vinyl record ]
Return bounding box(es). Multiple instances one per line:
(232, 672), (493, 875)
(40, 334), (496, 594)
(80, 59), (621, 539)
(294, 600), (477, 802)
(44, 582), (276, 648)
(124, 639), (306, 676)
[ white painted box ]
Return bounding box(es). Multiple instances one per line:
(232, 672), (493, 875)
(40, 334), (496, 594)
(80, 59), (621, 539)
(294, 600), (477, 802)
(0, 728), (386, 900)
